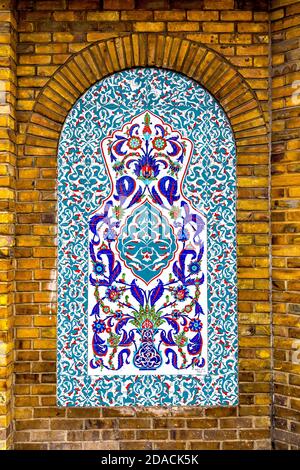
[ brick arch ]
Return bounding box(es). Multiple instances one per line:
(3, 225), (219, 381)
(23, 33), (268, 158)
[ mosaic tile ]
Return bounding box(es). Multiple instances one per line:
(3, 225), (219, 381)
(57, 68), (237, 406)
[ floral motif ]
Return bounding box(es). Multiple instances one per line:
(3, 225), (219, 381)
(92, 320), (106, 334)
(172, 285), (190, 302)
(89, 111), (207, 375)
(57, 68), (237, 407)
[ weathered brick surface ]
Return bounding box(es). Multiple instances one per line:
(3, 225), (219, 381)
(271, 0), (300, 451)
(15, 1), (270, 114)
(0, 0), (295, 451)
(0, 4), (16, 451)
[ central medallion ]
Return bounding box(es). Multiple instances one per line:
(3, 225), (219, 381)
(117, 200), (177, 284)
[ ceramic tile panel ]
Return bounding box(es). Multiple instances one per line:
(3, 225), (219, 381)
(57, 68), (237, 407)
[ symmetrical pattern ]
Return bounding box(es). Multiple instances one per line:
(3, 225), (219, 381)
(88, 111), (207, 376)
(57, 68), (237, 406)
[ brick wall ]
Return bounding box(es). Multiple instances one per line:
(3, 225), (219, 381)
(0, 0), (297, 451)
(11, 0), (273, 450)
(271, 0), (300, 450)
(0, 1), (16, 450)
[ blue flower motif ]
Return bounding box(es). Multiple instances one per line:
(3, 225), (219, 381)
(92, 319), (106, 333)
(94, 262), (105, 275)
(188, 261), (201, 274)
(189, 319), (203, 332)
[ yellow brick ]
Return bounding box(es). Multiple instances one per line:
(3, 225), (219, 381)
(121, 11), (153, 21)
(19, 33), (51, 43)
(19, 55), (51, 65)
(187, 11), (219, 21)
(239, 358), (270, 370)
(0, 33), (11, 44)
(273, 15), (300, 32)
(239, 222), (269, 234)
(273, 174), (300, 187)
(256, 258), (269, 268)
(220, 33), (252, 44)
(17, 190), (39, 202)
(221, 11), (252, 21)
(53, 11), (76, 21)
(289, 188), (300, 197)
(240, 337), (270, 347)
(0, 295), (9, 307)
(34, 269), (54, 280)
(254, 56), (269, 67)
(186, 33), (219, 44)
(0, 318), (11, 331)
(18, 169), (39, 179)
(238, 23), (268, 33)
(203, 21), (234, 32)
(0, 11), (15, 24)
(16, 328), (39, 339)
(41, 327), (56, 339)
(255, 235), (269, 245)
(154, 11), (186, 21)
(86, 32), (118, 42)
(256, 350), (271, 360)
(270, 8), (284, 20)
(0, 69), (10, 80)
(0, 235), (14, 248)
(204, 0), (234, 9)
(33, 248), (56, 258)
(16, 65), (35, 76)
(37, 66), (59, 77)
(238, 268), (269, 278)
(36, 44), (68, 54)
(33, 340), (56, 350)
(237, 234), (253, 244)
(167, 22), (199, 32)
(238, 177), (268, 188)
(17, 100), (34, 111)
(17, 259), (39, 269)
(53, 54), (70, 64)
(237, 45), (268, 56)
(86, 11), (119, 21)
(273, 269), (300, 281)
(31, 385), (56, 395)
(238, 279), (254, 289)
(34, 316), (56, 327)
(14, 409), (33, 420)
(0, 213), (14, 224)
(238, 200), (269, 211)
(0, 188), (14, 200)
(68, 43), (87, 53)
(133, 22), (165, 32)
(0, 45), (13, 57)
(272, 53), (284, 66)
(53, 33), (75, 43)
